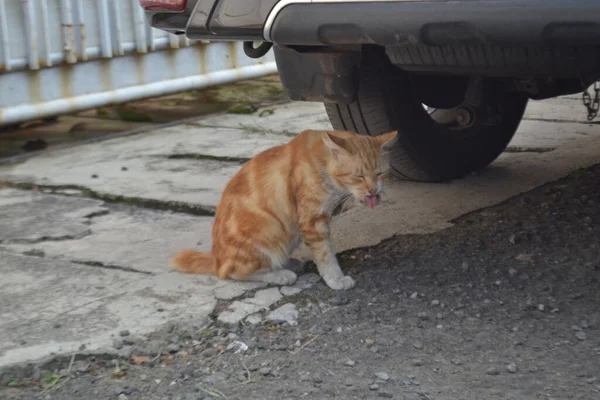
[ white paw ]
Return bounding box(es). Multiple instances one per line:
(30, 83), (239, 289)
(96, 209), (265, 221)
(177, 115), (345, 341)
(324, 275), (355, 291)
(271, 269), (298, 286)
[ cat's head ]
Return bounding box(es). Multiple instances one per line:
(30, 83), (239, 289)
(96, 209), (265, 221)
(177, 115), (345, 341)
(323, 130), (398, 209)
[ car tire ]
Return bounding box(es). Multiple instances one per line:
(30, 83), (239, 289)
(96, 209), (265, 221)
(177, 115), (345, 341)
(325, 48), (529, 182)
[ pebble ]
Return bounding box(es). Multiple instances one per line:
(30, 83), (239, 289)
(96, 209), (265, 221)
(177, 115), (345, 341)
(508, 268), (518, 277)
(113, 340), (124, 350)
(369, 383), (380, 390)
(375, 372), (390, 381)
(309, 325), (326, 335)
(167, 343), (181, 353)
(344, 378), (354, 386)
(118, 395), (129, 400)
(329, 293), (350, 306)
(507, 363), (518, 373)
(581, 320), (590, 329)
(410, 292), (419, 300)
(576, 331), (587, 341)
(119, 330), (130, 337)
(412, 342), (424, 349)
(538, 304), (545, 311)
(345, 359), (356, 367)
(486, 367), (500, 376)
(378, 393), (393, 398)
(412, 359), (424, 367)
(259, 367), (272, 376)
(430, 300), (440, 306)
(201, 372), (228, 385)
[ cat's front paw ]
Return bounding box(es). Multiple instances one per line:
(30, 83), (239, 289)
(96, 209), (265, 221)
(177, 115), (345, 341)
(324, 275), (355, 291)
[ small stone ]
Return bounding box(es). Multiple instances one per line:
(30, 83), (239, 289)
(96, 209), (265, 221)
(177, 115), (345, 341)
(412, 341), (423, 349)
(451, 358), (462, 366)
(118, 395), (129, 400)
(123, 338), (135, 346)
(486, 367), (500, 376)
(375, 372), (390, 381)
(410, 292), (418, 300)
(119, 330), (130, 337)
(167, 343), (180, 353)
(336, 327), (343, 333)
(507, 363), (518, 373)
(201, 372), (228, 385)
(412, 359), (424, 367)
(369, 383), (380, 390)
(430, 300), (440, 306)
(245, 313), (262, 325)
(313, 377), (323, 384)
(121, 167), (128, 171)
(378, 393), (393, 398)
(259, 367), (271, 376)
(508, 268), (518, 277)
(417, 312), (429, 320)
(538, 304), (545, 312)
(330, 293), (350, 306)
(344, 378), (354, 386)
(345, 359), (356, 367)
(309, 325), (326, 335)
(576, 331), (587, 341)
(113, 340), (124, 350)
(280, 286), (302, 296)
(581, 320), (590, 329)
(266, 303), (298, 326)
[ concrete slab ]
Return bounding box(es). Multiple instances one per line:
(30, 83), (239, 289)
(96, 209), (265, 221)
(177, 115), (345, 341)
(0, 190), (107, 244)
(0, 252), (216, 369)
(196, 101), (332, 134)
(0, 125), (292, 208)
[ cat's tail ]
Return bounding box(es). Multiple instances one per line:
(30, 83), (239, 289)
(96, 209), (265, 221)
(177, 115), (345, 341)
(170, 249), (217, 274)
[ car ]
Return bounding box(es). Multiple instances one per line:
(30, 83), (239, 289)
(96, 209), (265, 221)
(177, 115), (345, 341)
(140, 0), (600, 182)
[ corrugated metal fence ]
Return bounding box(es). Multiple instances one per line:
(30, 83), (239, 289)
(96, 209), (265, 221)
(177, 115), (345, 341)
(0, 0), (277, 126)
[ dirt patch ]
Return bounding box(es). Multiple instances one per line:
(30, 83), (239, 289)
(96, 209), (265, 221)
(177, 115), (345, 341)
(0, 75), (285, 160)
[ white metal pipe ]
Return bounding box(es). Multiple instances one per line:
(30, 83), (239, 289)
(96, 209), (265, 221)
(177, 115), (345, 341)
(75, 0), (88, 61)
(0, 0), (11, 71)
(131, 0), (148, 53)
(0, 62), (278, 126)
(96, 0), (113, 58)
(22, 0), (40, 70)
(110, 0), (125, 55)
(39, 0), (53, 67)
(59, 0), (77, 64)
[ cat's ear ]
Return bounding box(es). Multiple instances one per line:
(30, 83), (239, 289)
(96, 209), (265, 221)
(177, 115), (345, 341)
(377, 130), (398, 153)
(323, 132), (350, 159)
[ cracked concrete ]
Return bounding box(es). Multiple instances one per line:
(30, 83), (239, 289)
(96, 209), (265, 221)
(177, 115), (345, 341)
(1, 95), (600, 370)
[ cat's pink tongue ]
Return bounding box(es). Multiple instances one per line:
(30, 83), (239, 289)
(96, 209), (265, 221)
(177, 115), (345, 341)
(365, 195), (378, 209)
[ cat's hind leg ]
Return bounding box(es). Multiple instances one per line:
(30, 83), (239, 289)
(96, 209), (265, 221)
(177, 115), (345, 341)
(227, 252), (298, 286)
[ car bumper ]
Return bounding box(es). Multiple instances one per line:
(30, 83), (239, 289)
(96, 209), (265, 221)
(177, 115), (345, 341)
(267, 0), (600, 45)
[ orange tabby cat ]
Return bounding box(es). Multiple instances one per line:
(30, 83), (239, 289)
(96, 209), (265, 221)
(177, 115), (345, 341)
(171, 129), (398, 290)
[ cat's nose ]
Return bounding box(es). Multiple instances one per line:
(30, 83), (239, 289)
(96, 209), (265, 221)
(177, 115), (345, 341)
(368, 188), (376, 195)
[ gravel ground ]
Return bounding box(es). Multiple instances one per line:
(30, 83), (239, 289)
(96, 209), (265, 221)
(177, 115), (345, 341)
(2, 164), (600, 400)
